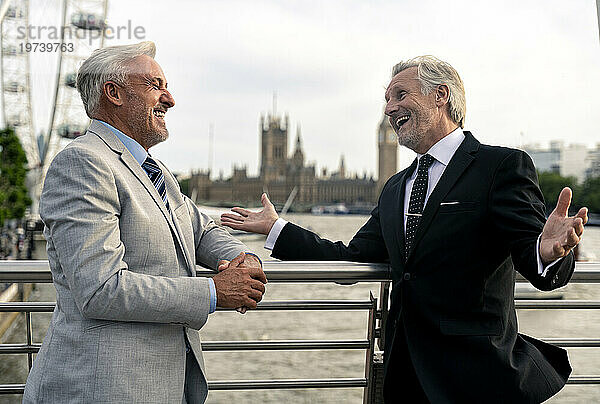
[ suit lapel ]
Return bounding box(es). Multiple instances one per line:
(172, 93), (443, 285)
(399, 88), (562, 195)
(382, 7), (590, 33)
(396, 158), (417, 262)
(122, 153), (194, 276)
(161, 163), (196, 276)
(406, 132), (480, 263)
(88, 121), (194, 275)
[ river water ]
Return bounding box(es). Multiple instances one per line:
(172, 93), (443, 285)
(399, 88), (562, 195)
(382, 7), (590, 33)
(1, 214), (599, 403)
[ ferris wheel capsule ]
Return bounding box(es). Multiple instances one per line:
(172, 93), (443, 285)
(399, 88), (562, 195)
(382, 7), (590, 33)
(65, 73), (77, 88)
(5, 81), (25, 93)
(2, 45), (18, 57)
(58, 124), (87, 140)
(5, 6), (25, 19)
(71, 12), (105, 31)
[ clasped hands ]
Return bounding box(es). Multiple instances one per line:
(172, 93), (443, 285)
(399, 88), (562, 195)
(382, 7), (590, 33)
(213, 252), (267, 314)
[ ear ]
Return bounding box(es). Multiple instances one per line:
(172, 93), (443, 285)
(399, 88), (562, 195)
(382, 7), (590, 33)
(103, 81), (124, 107)
(435, 84), (450, 107)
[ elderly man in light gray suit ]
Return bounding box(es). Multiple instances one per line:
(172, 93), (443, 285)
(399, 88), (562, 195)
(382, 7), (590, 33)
(23, 41), (266, 403)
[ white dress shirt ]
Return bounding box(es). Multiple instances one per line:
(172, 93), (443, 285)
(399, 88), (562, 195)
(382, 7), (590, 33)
(403, 128), (464, 234)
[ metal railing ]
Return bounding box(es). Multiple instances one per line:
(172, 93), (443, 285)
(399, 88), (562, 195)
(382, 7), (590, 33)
(1, 261), (600, 402)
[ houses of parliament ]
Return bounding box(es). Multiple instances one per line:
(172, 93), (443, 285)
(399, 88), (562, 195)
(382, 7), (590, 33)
(188, 108), (399, 210)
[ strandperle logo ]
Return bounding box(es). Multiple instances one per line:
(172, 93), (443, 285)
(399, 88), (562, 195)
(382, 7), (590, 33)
(16, 19), (146, 45)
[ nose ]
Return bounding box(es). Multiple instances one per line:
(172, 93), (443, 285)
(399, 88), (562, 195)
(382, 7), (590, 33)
(161, 89), (175, 108)
(384, 100), (397, 117)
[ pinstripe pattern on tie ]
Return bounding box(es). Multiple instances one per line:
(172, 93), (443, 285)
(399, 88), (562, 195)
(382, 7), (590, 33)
(405, 153), (435, 258)
(142, 156), (170, 210)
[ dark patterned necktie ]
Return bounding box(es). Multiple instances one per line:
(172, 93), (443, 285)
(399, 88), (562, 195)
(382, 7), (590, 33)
(142, 156), (169, 210)
(405, 154), (435, 257)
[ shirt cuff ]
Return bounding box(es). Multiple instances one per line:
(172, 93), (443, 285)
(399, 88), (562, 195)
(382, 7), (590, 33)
(208, 278), (217, 314)
(536, 234), (562, 277)
(265, 218), (288, 250)
(244, 252), (263, 268)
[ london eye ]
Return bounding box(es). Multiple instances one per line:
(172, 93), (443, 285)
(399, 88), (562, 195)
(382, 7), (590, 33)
(0, 0), (108, 215)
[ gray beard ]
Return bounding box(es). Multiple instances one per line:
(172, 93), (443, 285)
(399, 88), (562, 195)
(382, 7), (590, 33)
(144, 129), (169, 149)
(396, 110), (434, 152)
(125, 93), (169, 149)
(397, 127), (424, 151)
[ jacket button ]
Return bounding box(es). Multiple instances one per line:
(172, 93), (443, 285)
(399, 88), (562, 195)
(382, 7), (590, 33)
(403, 273), (411, 281)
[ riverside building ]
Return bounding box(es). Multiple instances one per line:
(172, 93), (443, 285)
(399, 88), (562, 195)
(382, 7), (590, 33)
(189, 110), (398, 210)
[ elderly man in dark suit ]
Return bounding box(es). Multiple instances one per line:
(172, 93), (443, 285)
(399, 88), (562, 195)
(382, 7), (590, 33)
(221, 56), (588, 403)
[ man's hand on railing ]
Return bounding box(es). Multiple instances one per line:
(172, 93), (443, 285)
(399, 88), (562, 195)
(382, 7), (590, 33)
(214, 253), (267, 313)
(221, 193), (279, 235)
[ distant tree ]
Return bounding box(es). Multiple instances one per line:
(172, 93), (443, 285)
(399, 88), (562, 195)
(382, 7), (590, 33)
(0, 127), (32, 226)
(537, 171), (579, 213)
(177, 177), (190, 197)
(579, 176), (600, 213)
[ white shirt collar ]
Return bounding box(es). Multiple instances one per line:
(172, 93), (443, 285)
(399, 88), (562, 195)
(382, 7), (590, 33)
(417, 127), (465, 166)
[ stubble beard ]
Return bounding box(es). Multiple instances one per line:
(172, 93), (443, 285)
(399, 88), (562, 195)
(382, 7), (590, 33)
(397, 126), (423, 151)
(126, 94), (169, 150)
(396, 109), (433, 152)
(144, 126), (169, 150)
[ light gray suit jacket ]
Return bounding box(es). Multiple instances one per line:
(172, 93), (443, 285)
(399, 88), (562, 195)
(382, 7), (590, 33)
(23, 120), (247, 403)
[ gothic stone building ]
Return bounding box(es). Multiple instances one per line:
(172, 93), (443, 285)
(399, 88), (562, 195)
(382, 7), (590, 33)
(189, 110), (397, 209)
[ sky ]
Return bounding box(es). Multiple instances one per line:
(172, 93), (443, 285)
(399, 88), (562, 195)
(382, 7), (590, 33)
(5, 0), (600, 178)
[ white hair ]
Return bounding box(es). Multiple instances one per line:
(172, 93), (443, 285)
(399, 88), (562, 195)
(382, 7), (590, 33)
(392, 55), (466, 128)
(76, 41), (156, 117)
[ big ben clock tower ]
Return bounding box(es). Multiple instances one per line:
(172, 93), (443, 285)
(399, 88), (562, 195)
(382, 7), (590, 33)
(377, 113), (398, 194)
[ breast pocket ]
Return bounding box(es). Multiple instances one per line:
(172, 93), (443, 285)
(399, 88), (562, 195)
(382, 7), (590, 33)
(438, 201), (478, 214)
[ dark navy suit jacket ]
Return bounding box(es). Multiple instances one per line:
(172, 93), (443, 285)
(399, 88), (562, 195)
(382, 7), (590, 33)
(272, 132), (573, 403)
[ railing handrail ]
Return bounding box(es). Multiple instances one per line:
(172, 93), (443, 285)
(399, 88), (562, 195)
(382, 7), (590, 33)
(0, 300), (379, 312)
(2, 260), (600, 283)
(4, 300), (600, 313)
(0, 379), (371, 395)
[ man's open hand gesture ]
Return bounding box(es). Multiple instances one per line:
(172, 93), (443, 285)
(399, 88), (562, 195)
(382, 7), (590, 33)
(221, 193), (279, 235)
(540, 187), (588, 265)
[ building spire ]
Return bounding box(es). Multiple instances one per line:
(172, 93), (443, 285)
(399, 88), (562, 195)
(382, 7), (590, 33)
(339, 154), (346, 178)
(273, 92), (277, 117)
(292, 123), (304, 167)
(296, 124), (302, 147)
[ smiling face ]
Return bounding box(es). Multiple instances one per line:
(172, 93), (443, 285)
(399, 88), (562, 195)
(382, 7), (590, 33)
(121, 55), (175, 150)
(384, 67), (439, 153)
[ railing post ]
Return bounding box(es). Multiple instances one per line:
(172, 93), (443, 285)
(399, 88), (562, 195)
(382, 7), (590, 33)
(363, 293), (377, 404)
(377, 281), (390, 351)
(25, 310), (32, 370)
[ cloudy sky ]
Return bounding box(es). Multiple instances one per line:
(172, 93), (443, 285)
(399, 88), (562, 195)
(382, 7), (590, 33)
(8, 0), (600, 178)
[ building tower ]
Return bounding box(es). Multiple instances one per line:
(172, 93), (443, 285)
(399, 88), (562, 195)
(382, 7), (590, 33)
(377, 113), (398, 193)
(260, 111), (289, 182)
(338, 155), (346, 178)
(291, 125), (305, 169)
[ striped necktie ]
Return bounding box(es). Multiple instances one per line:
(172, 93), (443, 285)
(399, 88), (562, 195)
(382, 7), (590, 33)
(142, 156), (169, 210)
(405, 154), (435, 257)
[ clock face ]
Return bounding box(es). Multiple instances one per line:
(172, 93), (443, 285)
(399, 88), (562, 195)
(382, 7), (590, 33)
(379, 132), (384, 142)
(388, 131), (396, 142)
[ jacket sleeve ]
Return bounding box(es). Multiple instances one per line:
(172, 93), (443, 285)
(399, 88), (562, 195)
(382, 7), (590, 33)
(183, 194), (248, 270)
(272, 204), (389, 263)
(489, 150), (574, 291)
(41, 147), (212, 330)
